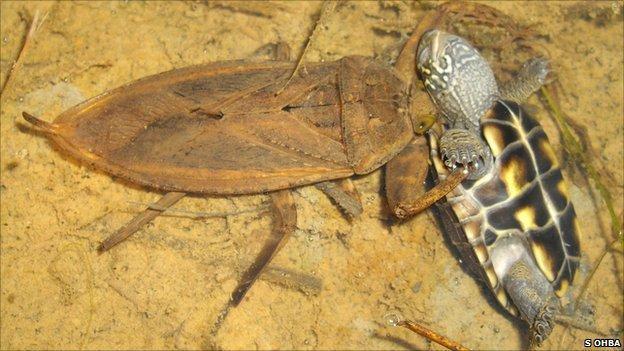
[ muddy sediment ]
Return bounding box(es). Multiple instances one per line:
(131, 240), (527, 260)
(1, 2), (622, 349)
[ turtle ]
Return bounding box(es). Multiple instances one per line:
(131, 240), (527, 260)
(415, 29), (582, 344)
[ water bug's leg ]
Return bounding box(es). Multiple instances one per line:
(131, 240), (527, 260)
(251, 42), (291, 61)
(386, 137), (430, 218)
(394, 167), (467, 219)
(315, 179), (363, 219)
(98, 191), (186, 252)
(231, 189), (297, 306)
(386, 137), (468, 219)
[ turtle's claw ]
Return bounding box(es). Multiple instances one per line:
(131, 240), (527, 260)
(439, 128), (492, 180)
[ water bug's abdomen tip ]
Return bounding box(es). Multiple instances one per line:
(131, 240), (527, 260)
(22, 111), (59, 135)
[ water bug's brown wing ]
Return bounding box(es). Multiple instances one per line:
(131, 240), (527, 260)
(46, 60), (355, 194)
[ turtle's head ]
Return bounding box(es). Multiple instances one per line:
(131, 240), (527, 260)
(416, 30), (499, 128)
(416, 29), (459, 92)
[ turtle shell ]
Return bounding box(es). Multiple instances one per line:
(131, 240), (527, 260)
(429, 100), (581, 316)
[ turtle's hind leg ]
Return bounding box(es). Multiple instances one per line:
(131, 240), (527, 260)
(503, 259), (559, 346)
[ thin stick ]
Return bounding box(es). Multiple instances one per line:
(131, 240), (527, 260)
(274, 1), (334, 96)
(98, 191), (186, 252)
(575, 237), (621, 309)
(393, 168), (468, 219)
(398, 320), (470, 351)
(1, 10), (48, 96)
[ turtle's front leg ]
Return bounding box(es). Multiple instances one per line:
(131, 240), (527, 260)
(438, 126), (493, 180)
(500, 57), (550, 103)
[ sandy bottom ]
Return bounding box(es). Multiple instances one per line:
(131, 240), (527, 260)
(1, 2), (622, 350)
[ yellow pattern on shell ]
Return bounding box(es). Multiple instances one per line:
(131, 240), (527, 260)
(486, 267), (498, 289)
(463, 221), (481, 241)
(496, 288), (509, 307)
(531, 241), (556, 282)
(483, 124), (506, 157)
(557, 178), (569, 199)
(515, 205), (538, 231)
(555, 279), (569, 298)
(474, 244), (489, 264)
(500, 155), (527, 197)
(539, 137), (560, 169)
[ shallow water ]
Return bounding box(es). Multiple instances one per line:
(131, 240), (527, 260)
(1, 2), (622, 350)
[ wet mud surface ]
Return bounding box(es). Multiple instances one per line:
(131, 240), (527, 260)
(1, 2), (622, 350)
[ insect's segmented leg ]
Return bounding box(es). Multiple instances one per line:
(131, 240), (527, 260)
(315, 178), (363, 218)
(230, 189), (297, 306)
(393, 167), (467, 219)
(385, 137), (431, 219)
(97, 191), (186, 252)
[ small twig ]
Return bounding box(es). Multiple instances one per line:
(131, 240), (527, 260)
(274, 1), (335, 96)
(576, 237), (622, 309)
(387, 314), (470, 351)
(1, 10), (48, 97)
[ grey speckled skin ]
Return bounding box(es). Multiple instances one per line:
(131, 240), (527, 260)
(416, 30), (548, 180)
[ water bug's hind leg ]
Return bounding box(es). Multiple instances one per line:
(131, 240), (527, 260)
(230, 189), (297, 306)
(315, 179), (363, 219)
(439, 128), (492, 180)
(98, 191), (186, 252)
(500, 57), (550, 103)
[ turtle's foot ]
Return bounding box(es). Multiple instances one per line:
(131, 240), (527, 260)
(522, 57), (550, 85)
(500, 57), (551, 103)
(532, 301), (558, 346)
(439, 128), (491, 180)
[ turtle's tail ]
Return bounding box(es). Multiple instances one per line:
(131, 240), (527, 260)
(503, 259), (559, 346)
